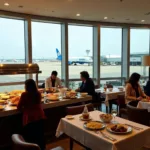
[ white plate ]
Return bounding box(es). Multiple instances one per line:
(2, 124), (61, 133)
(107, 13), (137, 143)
(66, 115), (74, 120)
(106, 124), (132, 134)
(84, 121), (105, 130)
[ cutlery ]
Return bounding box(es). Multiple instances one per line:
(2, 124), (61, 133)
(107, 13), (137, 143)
(125, 124), (143, 130)
(95, 131), (117, 142)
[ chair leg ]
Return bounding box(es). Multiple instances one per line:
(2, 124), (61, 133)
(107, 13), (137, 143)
(70, 138), (73, 150)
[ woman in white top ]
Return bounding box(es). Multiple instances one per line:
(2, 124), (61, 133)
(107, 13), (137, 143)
(45, 71), (61, 89)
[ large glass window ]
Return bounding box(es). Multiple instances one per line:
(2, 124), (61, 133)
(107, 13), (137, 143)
(100, 27), (122, 80)
(130, 29), (149, 77)
(68, 25), (93, 79)
(32, 21), (61, 80)
(0, 18), (25, 91)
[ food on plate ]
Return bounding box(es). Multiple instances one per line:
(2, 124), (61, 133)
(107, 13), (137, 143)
(9, 90), (24, 96)
(0, 100), (7, 105)
(47, 94), (59, 100)
(141, 99), (149, 102)
(65, 91), (77, 99)
(86, 121), (102, 129)
(0, 105), (5, 110)
(49, 88), (57, 93)
(80, 93), (88, 97)
(100, 114), (113, 123)
(1, 95), (10, 100)
(66, 115), (74, 120)
(111, 124), (127, 132)
(10, 96), (20, 105)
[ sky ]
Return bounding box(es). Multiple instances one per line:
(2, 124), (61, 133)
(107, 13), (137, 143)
(0, 18), (150, 59)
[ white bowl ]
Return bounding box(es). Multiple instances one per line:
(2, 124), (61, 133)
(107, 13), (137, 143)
(100, 114), (113, 123)
(80, 93), (88, 97)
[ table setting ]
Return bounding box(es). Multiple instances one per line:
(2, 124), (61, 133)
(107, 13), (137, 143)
(56, 110), (150, 150)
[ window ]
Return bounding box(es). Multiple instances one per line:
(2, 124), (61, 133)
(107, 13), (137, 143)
(68, 25), (93, 79)
(0, 18), (25, 87)
(130, 29), (150, 77)
(0, 85), (24, 92)
(100, 27), (122, 78)
(32, 21), (61, 81)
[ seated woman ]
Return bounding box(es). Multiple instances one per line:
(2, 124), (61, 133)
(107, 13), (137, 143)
(125, 73), (147, 103)
(17, 79), (46, 150)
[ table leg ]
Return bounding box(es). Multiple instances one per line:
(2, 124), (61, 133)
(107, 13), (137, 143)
(70, 138), (73, 150)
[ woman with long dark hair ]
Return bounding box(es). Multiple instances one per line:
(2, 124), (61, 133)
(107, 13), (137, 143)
(17, 79), (46, 150)
(125, 73), (147, 103)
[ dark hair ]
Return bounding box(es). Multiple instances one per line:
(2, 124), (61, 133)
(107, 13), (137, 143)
(127, 72), (141, 88)
(25, 79), (40, 104)
(51, 71), (58, 76)
(25, 79), (38, 93)
(80, 71), (90, 79)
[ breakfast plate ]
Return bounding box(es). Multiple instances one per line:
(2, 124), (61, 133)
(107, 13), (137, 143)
(0, 105), (5, 111)
(107, 124), (132, 134)
(66, 115), (74, 120)
(84, 121), (105, 130)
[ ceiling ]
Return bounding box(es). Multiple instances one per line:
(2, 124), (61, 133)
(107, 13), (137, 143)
(0, 0), (150, 24)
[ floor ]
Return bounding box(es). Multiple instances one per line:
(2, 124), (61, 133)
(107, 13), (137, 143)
(46, 138), (84, 150)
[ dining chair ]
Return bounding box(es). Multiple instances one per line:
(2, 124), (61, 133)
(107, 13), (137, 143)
(66, 103), (94, 115)
(117, 94), (127, 118)
(127, 101), (150, 126)
(12, 134), (64, 150)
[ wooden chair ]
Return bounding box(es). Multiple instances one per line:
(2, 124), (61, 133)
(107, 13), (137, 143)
(12, 134), (64, 150)
(127, 101), (150, 126)
(117, 94), (127, 118)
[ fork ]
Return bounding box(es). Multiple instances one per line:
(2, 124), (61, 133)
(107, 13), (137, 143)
(95, 131), (117, 142)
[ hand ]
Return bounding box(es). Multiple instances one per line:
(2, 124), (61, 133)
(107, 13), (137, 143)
(146, 96), (150, 100)
(137, 97), (143, 100)
(75, 88), (80, 92)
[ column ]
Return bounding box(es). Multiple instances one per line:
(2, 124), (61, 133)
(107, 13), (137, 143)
(93, 25), (100, 87)
(61, 22), (69, 87)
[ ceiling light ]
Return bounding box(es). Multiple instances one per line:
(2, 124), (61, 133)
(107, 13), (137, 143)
(104, 17), (108, 20)
(141, 20), (145, 22)
(4, 2), (9, 6)
(76, 13), (80, 17)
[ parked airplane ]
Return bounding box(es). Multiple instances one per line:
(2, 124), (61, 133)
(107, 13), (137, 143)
(56, 48), (93, 65)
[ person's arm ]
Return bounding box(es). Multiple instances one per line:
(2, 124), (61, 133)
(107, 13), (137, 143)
(17, 93), (26, 110)
(138, 84), (148, 98)
(125, 83), (137, 101)
(58, 78), (62, 87)
(45, 78), (49, 89)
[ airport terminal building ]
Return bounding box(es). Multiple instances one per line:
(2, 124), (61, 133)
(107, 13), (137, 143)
(102, 52), (149, 66)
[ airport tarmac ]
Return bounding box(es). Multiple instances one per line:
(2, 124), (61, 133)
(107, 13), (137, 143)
(0, 62), (148, 92)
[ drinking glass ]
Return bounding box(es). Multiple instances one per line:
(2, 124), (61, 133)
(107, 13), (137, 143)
(111, 109), (118, 124)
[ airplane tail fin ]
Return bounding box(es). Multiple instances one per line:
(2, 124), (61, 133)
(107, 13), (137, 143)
(56, 48), (62, 60)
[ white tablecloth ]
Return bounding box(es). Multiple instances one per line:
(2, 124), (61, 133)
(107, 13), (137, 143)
(96, 88), (125, 106)
(137, 101), (150, 112)
(56, 111), (150, 150)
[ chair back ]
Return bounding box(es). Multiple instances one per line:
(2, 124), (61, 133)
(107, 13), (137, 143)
(127, 102), (149, 126)
(66, 103), (94, 115)
(12, 134), (40, 150)
(117, 94), (126, 108)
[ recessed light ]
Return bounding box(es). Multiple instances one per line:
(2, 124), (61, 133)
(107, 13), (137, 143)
(104, 17), (108, 20)
(141, 20), (145, 22)
(4, 2), (9, 6)
(76, 13), (80, 17)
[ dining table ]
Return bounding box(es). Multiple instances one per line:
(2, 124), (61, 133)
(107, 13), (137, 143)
(137, 101), (150, 112)
(56, 110), (150, 150)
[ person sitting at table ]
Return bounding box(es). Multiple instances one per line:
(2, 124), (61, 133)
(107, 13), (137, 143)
(17, 79), (46, 150)
(125, 72), (148, 103)
(144, 80), (150, 97)
(76, 71), (95, 96)
(45, 71), (62, 89)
